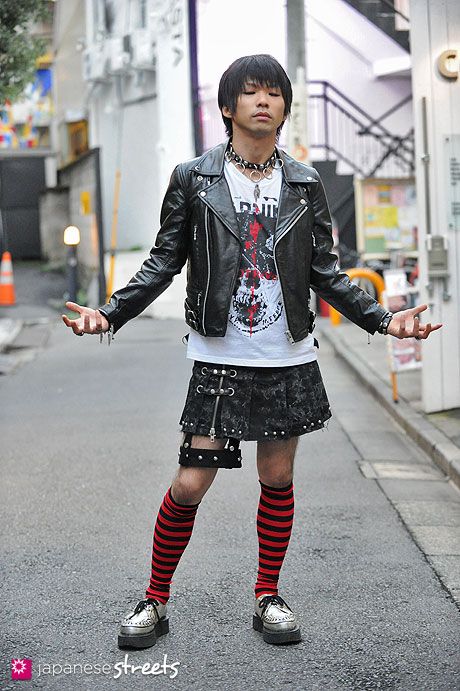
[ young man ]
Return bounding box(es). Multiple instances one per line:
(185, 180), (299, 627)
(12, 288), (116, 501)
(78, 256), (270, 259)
(63, 55), (440, 648)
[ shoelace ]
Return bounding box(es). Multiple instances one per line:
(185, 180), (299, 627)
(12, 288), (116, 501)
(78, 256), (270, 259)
(130, 599), (159, 618)
(258, 594), (290, 614)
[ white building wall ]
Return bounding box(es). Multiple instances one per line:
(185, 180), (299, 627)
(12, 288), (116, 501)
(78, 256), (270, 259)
(87, 77), (160, 251)
(83, 0), (194, 318)
(410, 0), (460, 412)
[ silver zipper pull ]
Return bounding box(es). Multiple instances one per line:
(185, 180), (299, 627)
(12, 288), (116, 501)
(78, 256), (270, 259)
(285, 329), (295, 344)
(209, 427), (216, 443)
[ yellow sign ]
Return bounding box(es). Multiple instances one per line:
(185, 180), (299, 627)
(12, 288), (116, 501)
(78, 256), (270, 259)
(80, 191), (91, 215)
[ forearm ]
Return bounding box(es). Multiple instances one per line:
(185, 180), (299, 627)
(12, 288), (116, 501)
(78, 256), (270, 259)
(99, 248), (183, 333)
(312, 269), (387, 334)
(99, 164), (189, 333)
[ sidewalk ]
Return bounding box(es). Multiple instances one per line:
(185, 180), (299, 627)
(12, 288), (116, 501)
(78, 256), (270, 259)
(318, 317), (460, 490)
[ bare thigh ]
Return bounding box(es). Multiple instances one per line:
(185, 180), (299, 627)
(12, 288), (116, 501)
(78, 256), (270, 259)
(170, 435), (227, 505)
(256, 437), (299, 487)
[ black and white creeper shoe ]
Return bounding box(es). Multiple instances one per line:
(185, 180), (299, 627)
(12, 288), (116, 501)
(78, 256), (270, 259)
(118, 598), (169, 649)
(253, 594), (302, 645)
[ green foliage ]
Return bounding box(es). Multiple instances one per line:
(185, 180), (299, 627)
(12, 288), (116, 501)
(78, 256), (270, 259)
(0, 0), (52, 103)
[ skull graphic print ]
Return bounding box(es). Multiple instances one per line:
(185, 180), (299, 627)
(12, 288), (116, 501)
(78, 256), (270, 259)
(229, 197), (282, 337)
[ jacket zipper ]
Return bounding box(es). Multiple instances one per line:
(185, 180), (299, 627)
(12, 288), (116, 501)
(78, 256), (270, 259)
(201, 206), (210, 335)
(273, 205), (309, 344)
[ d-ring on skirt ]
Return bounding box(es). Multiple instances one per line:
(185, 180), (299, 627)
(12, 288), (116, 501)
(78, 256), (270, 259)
(179, 359), (332, 442)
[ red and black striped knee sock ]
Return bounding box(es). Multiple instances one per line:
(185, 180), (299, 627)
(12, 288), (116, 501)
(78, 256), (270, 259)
(255, 480), (294, 599)
(145, 487), (200, 604)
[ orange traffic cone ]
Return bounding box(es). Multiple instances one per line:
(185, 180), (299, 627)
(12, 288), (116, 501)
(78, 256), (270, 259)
(0, 251), (16, 306)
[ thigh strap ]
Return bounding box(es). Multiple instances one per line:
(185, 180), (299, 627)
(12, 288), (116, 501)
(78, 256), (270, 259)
(178, 433), (242, 469)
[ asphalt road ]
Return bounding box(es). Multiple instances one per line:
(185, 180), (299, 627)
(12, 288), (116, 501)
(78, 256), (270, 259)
(1, 317), (459, 690)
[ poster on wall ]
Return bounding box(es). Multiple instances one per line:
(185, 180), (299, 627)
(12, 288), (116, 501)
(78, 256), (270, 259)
(0, 69), (52, 150)
(355, 178), (418, 258)
(384, 269), (422, 373)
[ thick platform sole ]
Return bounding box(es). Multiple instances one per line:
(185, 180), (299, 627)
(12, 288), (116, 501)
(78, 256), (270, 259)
(253, 614), (302, 645)
(118, 616), (169, 650)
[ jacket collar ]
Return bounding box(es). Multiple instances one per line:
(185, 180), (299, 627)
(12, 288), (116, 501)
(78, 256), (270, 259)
(194, 141), (319, 185)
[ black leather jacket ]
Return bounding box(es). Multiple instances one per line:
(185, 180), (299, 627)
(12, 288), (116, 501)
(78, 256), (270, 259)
(99, 142), (386, 340)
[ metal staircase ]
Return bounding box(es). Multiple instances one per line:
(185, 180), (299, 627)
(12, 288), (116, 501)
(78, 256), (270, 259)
(307, 80), (414, 179)
(342, 0), (410, 52)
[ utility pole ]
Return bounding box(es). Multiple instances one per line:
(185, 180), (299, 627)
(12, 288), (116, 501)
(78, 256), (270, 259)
(287, 0), (306, 82)
(286, 0), (309, 164)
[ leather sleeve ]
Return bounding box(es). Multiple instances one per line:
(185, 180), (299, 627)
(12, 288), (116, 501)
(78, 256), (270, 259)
(309, 172), (386, 334)
(98, 165), (189, 333)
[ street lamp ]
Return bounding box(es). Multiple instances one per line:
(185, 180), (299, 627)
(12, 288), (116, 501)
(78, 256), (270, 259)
(63, 225), (80, 303)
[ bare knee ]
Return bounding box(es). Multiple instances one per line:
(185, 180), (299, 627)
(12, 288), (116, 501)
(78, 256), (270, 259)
(171, 465), (217, 505)
(257, 438), (297, 488)
(258, 470), (293, 488)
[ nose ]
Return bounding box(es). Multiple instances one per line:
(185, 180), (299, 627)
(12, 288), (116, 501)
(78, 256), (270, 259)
(256, 91), (269, 107)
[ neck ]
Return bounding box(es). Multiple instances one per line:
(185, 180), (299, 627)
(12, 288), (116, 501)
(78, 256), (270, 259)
(230, 132), (276, 164)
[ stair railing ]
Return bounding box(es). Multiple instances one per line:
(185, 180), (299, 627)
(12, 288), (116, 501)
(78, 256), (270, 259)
(308, 80), (414, 177)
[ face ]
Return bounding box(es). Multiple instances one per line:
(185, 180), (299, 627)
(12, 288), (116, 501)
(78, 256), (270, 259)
(222, 81), (286, 139)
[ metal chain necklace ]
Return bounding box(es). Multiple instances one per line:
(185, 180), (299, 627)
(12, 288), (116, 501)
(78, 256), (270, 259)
(225, 141), (283, 203)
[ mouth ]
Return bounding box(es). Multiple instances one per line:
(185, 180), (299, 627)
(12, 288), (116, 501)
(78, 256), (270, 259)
(253, 112), (271, 120)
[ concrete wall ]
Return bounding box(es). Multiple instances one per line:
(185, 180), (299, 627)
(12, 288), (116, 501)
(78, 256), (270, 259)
(39, 187), (70, 264)
(52, 0), (87, 165)
(58, 150), (101, 289)
(87, 76), (160, 252)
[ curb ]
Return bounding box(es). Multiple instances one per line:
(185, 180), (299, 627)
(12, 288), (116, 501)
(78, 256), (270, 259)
(319, 323), (460, 491)
(0, 318), (23, 354)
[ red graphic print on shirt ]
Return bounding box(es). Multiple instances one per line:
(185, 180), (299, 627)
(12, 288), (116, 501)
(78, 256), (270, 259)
(229, 198), (282, 337)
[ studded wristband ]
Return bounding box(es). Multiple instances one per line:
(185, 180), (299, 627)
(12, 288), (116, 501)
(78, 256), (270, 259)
(377, 313), (393, 335)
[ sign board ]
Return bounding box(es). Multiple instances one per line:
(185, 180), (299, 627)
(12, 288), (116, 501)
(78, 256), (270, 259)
(355, 178), (418, 259)
(384, 269), (422, 373)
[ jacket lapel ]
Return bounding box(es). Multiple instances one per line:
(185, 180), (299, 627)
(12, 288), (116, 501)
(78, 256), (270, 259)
(200, 177), (240, 242)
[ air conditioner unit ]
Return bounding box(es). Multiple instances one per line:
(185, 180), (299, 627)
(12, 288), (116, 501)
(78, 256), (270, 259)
(82, 45), (108, 82)
(108, 36), (130, 74)
(131, 28), (156, 70)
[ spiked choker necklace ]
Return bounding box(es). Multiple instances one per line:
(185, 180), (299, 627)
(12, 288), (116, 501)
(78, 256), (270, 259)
(224, 142), (283, 183)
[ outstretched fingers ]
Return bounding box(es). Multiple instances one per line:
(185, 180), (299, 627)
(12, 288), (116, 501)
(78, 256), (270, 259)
(418, 322), (442, 339)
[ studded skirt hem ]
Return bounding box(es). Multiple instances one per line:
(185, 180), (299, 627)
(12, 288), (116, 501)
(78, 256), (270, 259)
(179, 360), (332, 442)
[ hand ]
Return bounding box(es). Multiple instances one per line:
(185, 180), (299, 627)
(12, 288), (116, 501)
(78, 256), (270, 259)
(386, 304), (442, 340)
(62, 301), (109, 337)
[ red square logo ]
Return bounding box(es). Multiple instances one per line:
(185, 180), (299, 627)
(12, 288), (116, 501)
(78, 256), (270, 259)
(11, 658), (32, 680)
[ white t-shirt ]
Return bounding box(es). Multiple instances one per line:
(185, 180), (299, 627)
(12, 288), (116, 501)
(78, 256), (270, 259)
(187, 161), (316, 367)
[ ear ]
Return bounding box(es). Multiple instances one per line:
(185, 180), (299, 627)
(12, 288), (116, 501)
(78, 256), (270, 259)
(222, 105), (233, 118)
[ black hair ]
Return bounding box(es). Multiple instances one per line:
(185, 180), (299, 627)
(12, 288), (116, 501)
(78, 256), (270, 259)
(218, 54), (292, 139)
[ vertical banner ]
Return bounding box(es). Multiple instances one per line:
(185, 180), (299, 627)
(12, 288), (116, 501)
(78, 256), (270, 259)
(156, 0), (195, 194)
(287, 67), (309, 163)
